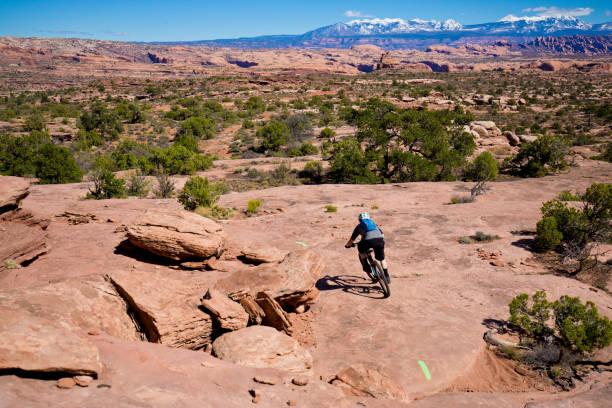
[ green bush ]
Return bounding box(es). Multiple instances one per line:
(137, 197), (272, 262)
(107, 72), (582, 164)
(536, 217), (563, 250)
(536, 184), (611, 260)
(257, 122), (291, 152)
(592, 142), (612, 163)
(178, 176), (226, 210)
(450, 195), (473, 204)
(86, 168), (126, 199)
(556, 190), (581, 202)
(153, 167), (175, 198)
(126, 170), (150, 197)
(24, 113), (46, 132)
(79, 101), (123, 140)
(178, 117), (216, 140)
(463, 151), (498, 182)
(300, 161), (323, 183)
(509, 291), (612, 354)
(319, 127), (336, 140)
(246, 199), (262, 215)
(325, 205), (337, 213)
(474, 231), (499, 242)
(504, 134), (570, 177)
(34, 144), (83, 184)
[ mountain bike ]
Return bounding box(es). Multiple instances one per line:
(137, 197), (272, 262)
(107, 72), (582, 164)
(349, 243), (390, 298)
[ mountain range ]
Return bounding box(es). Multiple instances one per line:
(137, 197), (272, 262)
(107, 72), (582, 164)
(153, 15), (612, 49)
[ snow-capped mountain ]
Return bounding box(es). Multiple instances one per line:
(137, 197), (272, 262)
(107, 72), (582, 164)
(343, 18), (463, 34)
(167, 15), (612, 49)
(467, 15), (593, 34)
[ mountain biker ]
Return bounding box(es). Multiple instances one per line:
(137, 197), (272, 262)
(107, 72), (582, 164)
(345, 212), (390, 284)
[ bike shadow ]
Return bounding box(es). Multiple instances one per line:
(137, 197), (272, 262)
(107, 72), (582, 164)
(316, 274), (386, 299)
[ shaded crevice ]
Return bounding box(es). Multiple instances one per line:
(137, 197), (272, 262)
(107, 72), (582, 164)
(106, 276), (160, 343)
(0, 368), (97, 380)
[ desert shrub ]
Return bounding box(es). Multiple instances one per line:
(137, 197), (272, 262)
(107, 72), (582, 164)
(72, 129), (102, 151)
(300, 161), (323, 183)
(34, 144), (83, 184)
(592, 142), (612, 163)
(463, 151), (498, 182)
(4, 259), (19, 269)
(194, 205), (234, 220)
(283, 113), (313, 142)
(126, 170), (150, 197)
(267, 162), (299, 186)
(536, 184), (611, 266)
(257, 122), (291, 152)
(173, 133), (199, 152)
(458, 237), (472, 244)
(24, 113), (46, 131)
(115, 101), (144, 124)
(536, 217), (563, 250)
(503, 134), (570, 177)
(178, 176), (227, 210)
(556, 190), (581, 202)
(244, 96), (266, 114)
(153, 167), (175, 198)
(328, 138), (378, 184)
(79, 101), (123, 140)
(325, 205), (337, 213)
(178, 117), (216, 140)
(319, 127), (336, 140)
(1, 131), (81, 183)
(246, 199), (261, 215)
(572, 134), (596, 146)
(331, 98), (475, 183)
(86, 168), (126, 199)
(474, 231), (499, 242)
(138, 145), (213, 175)
(510, 291), (612, 354)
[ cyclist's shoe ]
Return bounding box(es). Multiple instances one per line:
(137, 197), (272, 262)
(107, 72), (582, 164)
(384, 269), (390, 284)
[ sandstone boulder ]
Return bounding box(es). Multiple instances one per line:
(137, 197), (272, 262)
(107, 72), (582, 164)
(472, 121), (497, 130)
(0, 176), (29, 213)
(473, 95), (493, 105)
(470, 124), (488, 138)
(0, 311), (100, 376)
(201, 288), (249, 331)
(215, 249), (324, 309)
(330, 363), (406, 400)
(504, 131), (520, 146)
(212, 326), (313, 372)
(240, 246), (288, 264)
(519, 134), (538, 143)
(107, 269), (213, 349)
(126, 209), (227, 261)
(255, 291), (292, 335)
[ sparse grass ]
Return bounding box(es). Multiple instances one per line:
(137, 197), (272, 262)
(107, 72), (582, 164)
(450, 195), (474, 204)
(458, 237), (473, 244)
(4, 259), (19, 269)
(195, 205), (234, 220)
(325, 205), (337, 213)
(371, 205), (379, 210)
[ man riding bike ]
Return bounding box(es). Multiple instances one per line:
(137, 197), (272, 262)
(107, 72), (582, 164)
(345, 212), (390, 284)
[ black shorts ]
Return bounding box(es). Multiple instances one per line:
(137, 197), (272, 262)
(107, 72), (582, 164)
(358, 238), (385, 261)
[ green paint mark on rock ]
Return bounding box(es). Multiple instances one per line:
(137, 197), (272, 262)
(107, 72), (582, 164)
(418, 360), (431, 380)
(296, 241), (307, 247)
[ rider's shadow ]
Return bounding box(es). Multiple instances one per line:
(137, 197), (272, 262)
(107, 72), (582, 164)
(316, 275), (386, 299)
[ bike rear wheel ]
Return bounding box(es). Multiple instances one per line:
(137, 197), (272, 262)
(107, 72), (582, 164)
(370, 257), (390, 298)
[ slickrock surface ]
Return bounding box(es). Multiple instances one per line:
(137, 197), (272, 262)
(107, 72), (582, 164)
(0, 176), (29, 213)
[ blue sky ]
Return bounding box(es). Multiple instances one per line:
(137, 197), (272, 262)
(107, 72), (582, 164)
(0, 1), (611, 41)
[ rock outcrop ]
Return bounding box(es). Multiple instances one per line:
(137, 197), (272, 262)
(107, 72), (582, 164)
(240, 246), (288, 264)
(201, 288), (249, 331)
(330, 363), (406, 400)
(376, 52), (397, 70)
(126, 209), (227, 261)
(107, 269), (213, 349)
(0, 176), (30, 213)
(0, 222), (48, 271)
(215, 249), (324, 310)
(212, 325), (313, 372)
